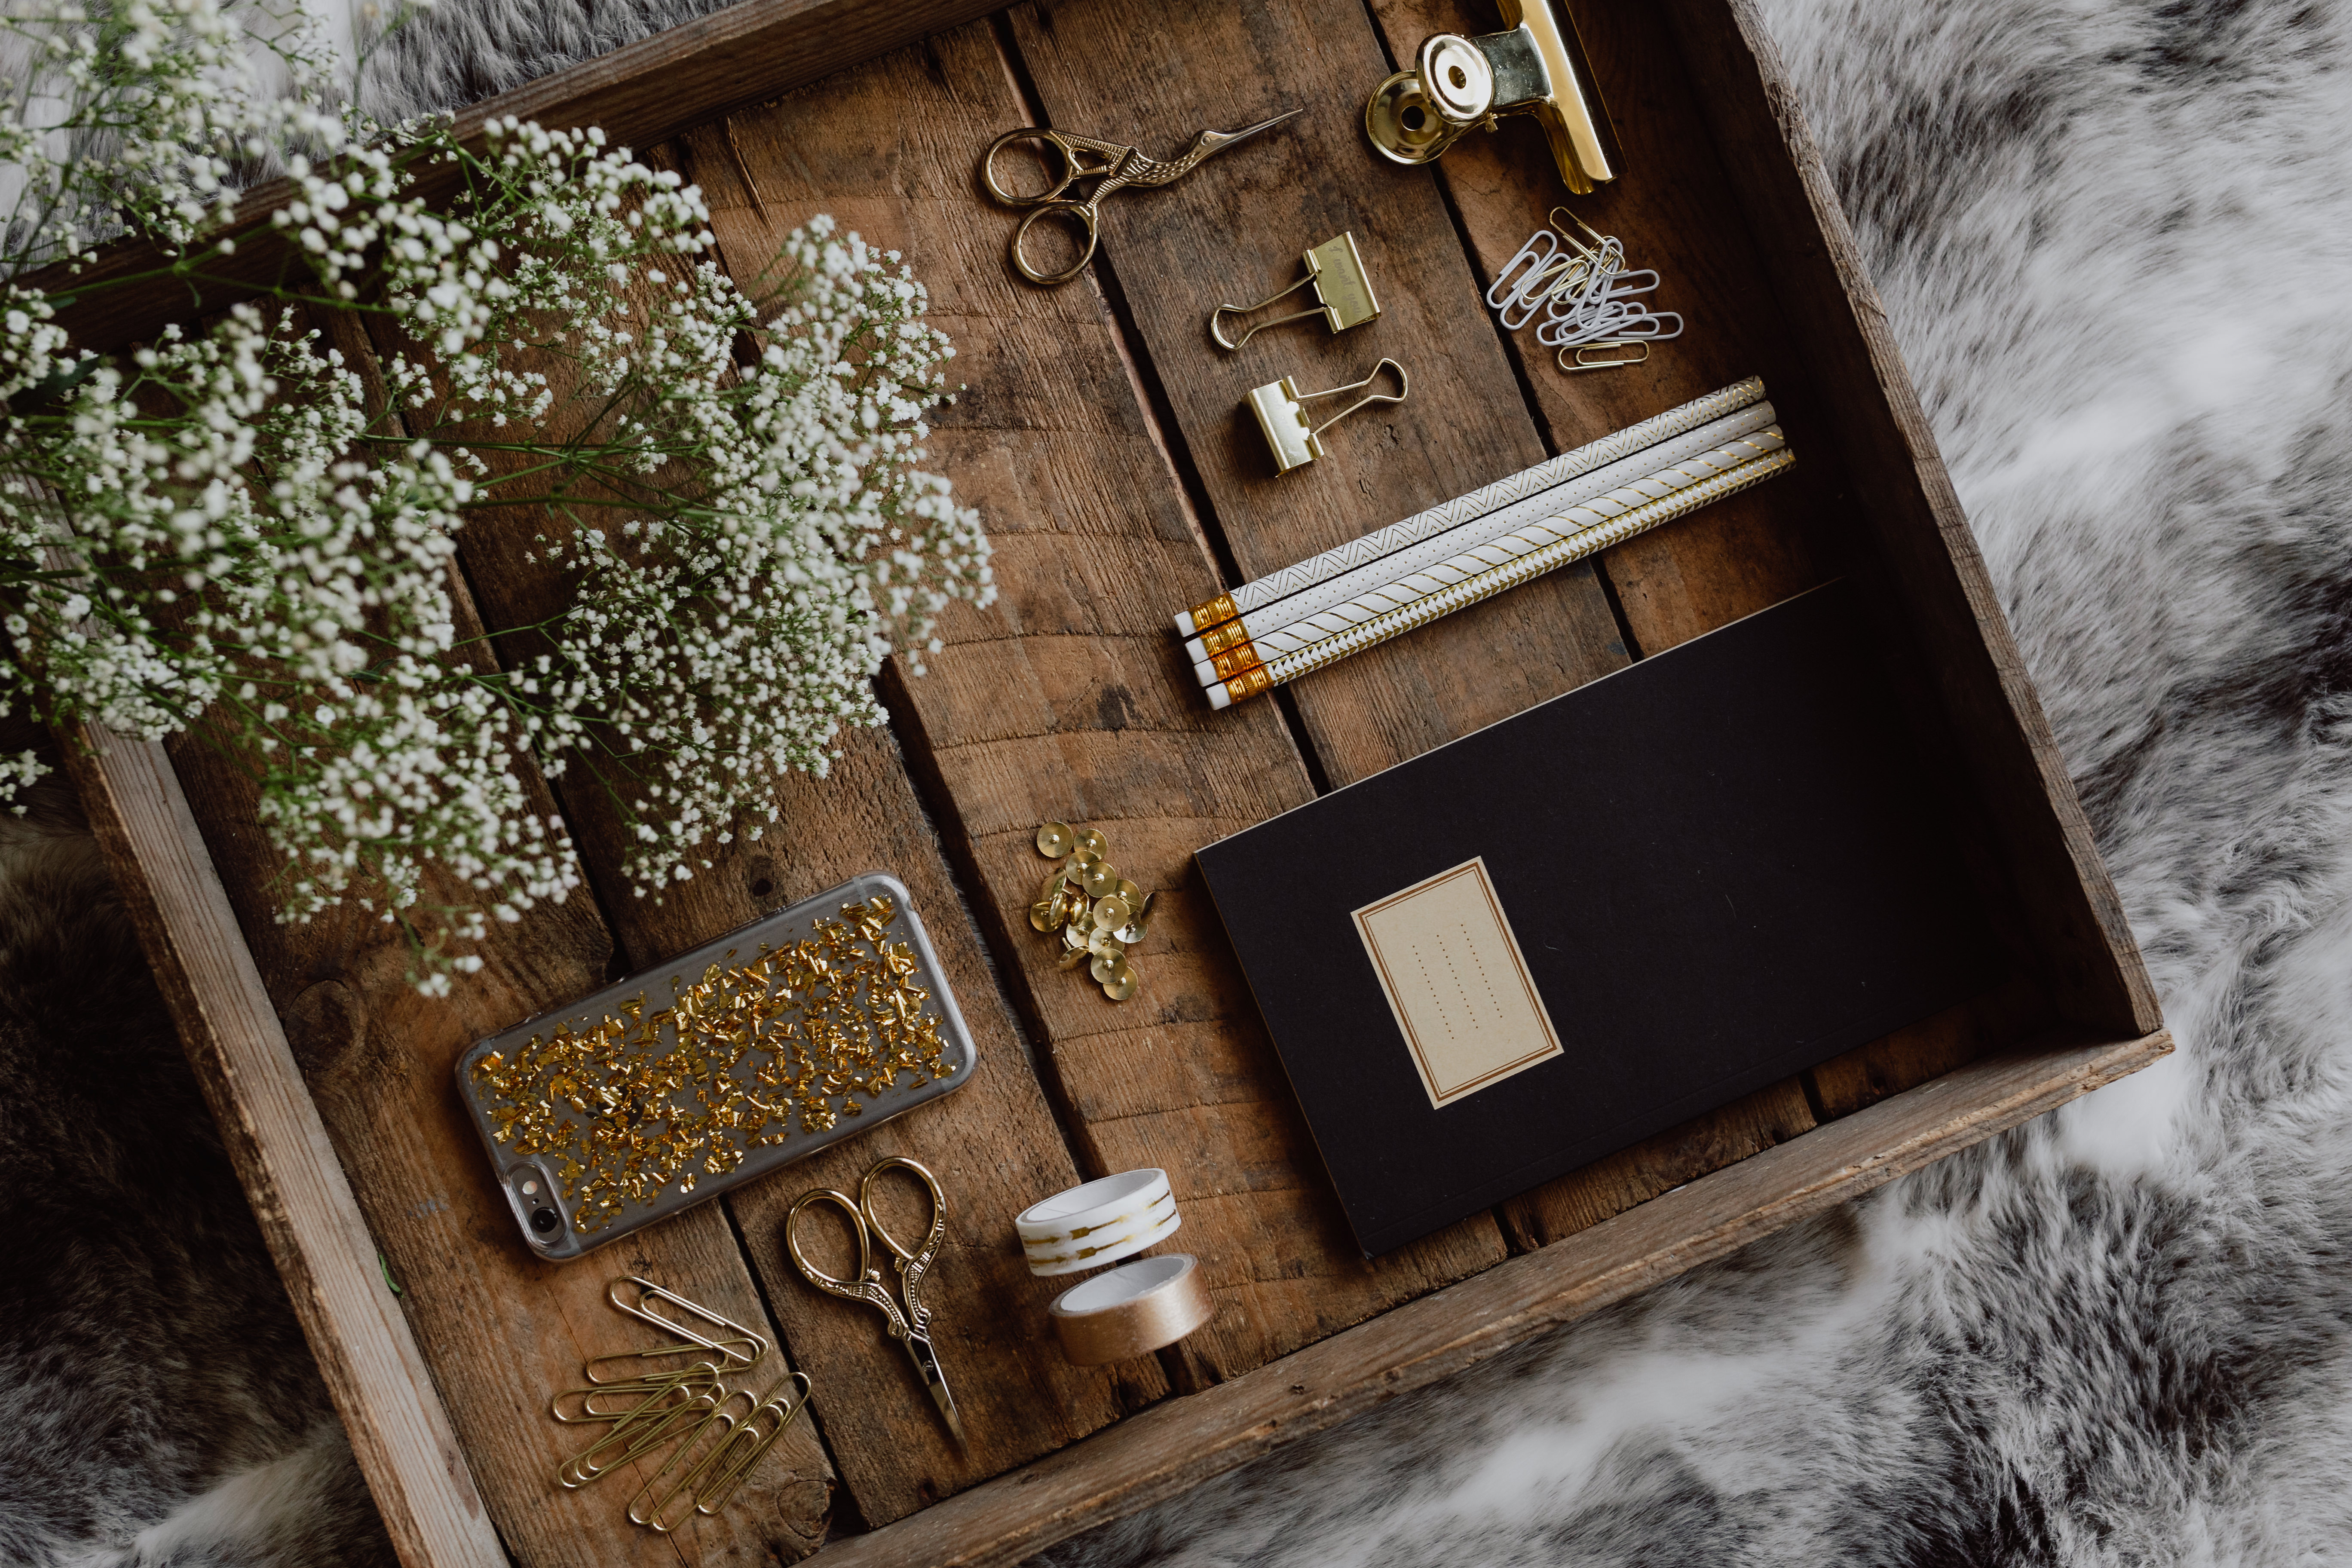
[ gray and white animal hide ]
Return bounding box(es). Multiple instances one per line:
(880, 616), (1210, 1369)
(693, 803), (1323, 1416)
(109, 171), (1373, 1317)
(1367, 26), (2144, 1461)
(12, 0), (2351, 1562)
(0, 729), (396, 1568)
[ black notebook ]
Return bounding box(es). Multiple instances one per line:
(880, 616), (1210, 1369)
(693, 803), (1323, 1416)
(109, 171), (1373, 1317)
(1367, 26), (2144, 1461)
(1195, 582), (2000, 1255)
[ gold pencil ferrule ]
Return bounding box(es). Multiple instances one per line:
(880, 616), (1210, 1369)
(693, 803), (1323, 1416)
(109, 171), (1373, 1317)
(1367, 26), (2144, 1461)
(1222, 665), (1275, 705)
(1198, 618), (1253, 656)
(1187, 592), (1238, 633)
(1209, 641), (1263, 681)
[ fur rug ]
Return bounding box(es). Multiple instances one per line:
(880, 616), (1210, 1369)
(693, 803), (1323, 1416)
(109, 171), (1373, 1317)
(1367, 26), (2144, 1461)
(11, 0), (2350, 1562)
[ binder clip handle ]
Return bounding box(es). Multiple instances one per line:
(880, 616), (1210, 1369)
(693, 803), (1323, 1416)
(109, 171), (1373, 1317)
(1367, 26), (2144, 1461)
(1211, 233), (1383, 352)
(1302, 356), (1410, 440)
(1212, 272), (1320, 351)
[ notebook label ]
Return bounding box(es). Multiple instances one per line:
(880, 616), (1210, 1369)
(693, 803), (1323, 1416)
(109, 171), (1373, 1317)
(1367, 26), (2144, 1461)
(1352, 857), (1563, 1109)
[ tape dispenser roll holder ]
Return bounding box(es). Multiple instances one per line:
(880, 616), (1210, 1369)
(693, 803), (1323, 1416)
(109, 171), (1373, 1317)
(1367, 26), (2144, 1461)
(1364, 0), (1615, 193)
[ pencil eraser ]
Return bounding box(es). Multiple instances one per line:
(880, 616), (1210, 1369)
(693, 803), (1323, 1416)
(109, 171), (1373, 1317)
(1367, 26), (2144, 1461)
(1183, 634), (1208, 663)
(1191, 658), (1216, 686)
(1205, 681), (1231, 710)
(1175, 610), (1197, 637)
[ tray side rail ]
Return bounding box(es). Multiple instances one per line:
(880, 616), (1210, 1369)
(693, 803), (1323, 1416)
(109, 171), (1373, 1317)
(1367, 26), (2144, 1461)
(61, 723), (507, 1568)
(1654, 0), (2160, 1040)
(804, 1029), (2172, 1568)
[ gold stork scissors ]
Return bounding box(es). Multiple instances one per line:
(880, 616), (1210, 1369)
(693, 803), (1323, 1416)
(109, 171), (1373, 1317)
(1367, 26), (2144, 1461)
(785, 1155), (965, 1447)
(981, 110), (1302, 285)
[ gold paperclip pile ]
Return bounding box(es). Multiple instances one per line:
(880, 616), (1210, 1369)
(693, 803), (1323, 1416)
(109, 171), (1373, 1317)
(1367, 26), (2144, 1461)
(1029, 823), (1158, 1001)
(550, 1277), (813, 1533)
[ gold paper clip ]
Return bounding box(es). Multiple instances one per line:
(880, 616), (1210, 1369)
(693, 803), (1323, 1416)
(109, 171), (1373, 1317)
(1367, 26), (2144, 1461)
(557, 1377), (719, 1489)
(552, 1362), (723, 1423)
(606, 1277), (769, 1371)
(628, 1371), (814, 1532)
(583, 1340), (744, 1386)
(1246, 358), (1409, 475)
(1211, 233), (1382, 351)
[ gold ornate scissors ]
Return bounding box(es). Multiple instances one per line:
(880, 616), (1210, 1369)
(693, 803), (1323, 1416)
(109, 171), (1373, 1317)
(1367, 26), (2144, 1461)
(785, 1155), (965, 1446)
(981, 110), (1302, 285)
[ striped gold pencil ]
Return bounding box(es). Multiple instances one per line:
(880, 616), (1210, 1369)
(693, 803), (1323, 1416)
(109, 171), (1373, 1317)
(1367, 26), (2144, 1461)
(1204, 448), (1798, 709)
(1174, 376), (1768, 640)
(1184, 400), (1778, 672)
(1194, 424), (1788, 689)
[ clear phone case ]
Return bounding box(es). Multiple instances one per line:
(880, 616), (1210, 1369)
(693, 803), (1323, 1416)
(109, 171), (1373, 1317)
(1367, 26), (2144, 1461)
(454, 873), (976, 1260)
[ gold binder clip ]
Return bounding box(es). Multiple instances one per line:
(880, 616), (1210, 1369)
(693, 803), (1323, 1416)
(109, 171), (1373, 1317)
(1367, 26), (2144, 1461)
(1211, 232), (1383, 351)
(1246, 358), (1409, 475)
(1363, 0), (1615, 193)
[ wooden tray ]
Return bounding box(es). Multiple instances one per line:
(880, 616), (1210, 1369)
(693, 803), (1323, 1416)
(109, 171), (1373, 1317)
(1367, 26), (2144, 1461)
(59, 0), (2169, 1563)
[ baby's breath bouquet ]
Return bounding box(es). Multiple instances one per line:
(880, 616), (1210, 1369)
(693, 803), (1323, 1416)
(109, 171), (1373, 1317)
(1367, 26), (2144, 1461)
(0, 0), (993, 989)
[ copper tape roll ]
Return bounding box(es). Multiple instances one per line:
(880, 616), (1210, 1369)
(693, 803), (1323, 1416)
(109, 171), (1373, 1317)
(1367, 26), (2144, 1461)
(1048, 1253), (1214, 1365)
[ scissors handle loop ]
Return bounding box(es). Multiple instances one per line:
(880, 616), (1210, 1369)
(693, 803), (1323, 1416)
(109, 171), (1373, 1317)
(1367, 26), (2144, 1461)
(858, 1155), (948, 1265)
(786, 1186), (914, 1336)
(860, 1154), (949, 1328)
(981, 126), (1127, 205)
(1009, 202), (1101, 286)
(983, 126), (1112, 286)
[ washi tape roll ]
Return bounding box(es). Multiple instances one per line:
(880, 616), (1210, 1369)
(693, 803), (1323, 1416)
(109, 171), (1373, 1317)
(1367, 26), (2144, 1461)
(1049, 1253), (1214, 1364)
(1015, 1169), (1179, 1277)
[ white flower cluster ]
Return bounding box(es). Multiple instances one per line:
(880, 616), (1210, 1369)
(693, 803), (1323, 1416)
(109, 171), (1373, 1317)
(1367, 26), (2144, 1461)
(0, 0), (993, 989)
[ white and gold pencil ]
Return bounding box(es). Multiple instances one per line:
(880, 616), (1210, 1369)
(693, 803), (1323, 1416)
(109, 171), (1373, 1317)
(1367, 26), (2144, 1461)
(1173, 376), (1769, 642)
(1204, 448), (1798, 709)
(1193, 421), (1787, 688)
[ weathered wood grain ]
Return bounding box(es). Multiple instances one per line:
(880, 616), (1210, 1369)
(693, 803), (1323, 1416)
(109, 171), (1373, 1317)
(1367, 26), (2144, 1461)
(1007, 0), (1632, 772)
(146, 309), (833, 1564)
(808, 1028), (2173, 1568)
(1809, 974), (2053, 1121)
(61, 723), (505, 1568)
(160, 692), (835, 1568)
(675, 16), (1511, 1385)
(395, 76), (1156, 1521)
(1493, 1081), (1815, 1251)
(1655, 0), (2160, 1038)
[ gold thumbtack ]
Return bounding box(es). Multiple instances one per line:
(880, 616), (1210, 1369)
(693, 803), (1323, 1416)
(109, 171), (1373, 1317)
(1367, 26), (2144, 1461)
(1246, 357), (1409, 475)
(1210, 232), (1383, 351)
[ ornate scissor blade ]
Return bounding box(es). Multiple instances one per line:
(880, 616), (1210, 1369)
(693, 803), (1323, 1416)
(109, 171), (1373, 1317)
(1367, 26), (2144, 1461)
(903, 1331), (967, 1448)
(1203, 107), (1305, 153)
(1126, 107), (1302, 186)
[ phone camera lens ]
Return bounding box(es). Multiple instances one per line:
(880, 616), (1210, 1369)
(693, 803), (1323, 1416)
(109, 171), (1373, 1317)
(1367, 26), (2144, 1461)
(530, 1206), (561, 1234)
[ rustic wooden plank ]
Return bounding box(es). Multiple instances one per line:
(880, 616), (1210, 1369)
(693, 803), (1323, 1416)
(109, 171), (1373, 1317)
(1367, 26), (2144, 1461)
(40, 0), (1009, 354)
(61, 722), (506, 1568)
(1809, 973), (2051, 1121)
(1010, 0), (1822, 1257)
(393, 89), (1160, 1524)
(808, 1027), (2173, 1568)
(144, 304), (834, 1564)
(1007, 0), (1632, 772)
(1653, 0), (2160, 1038)
(1493, 1081), (1814, 1251)
(1360, 0), (1835, 656)
(672, 16), (1511, 1385)
(161, 698), (837, 1568)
